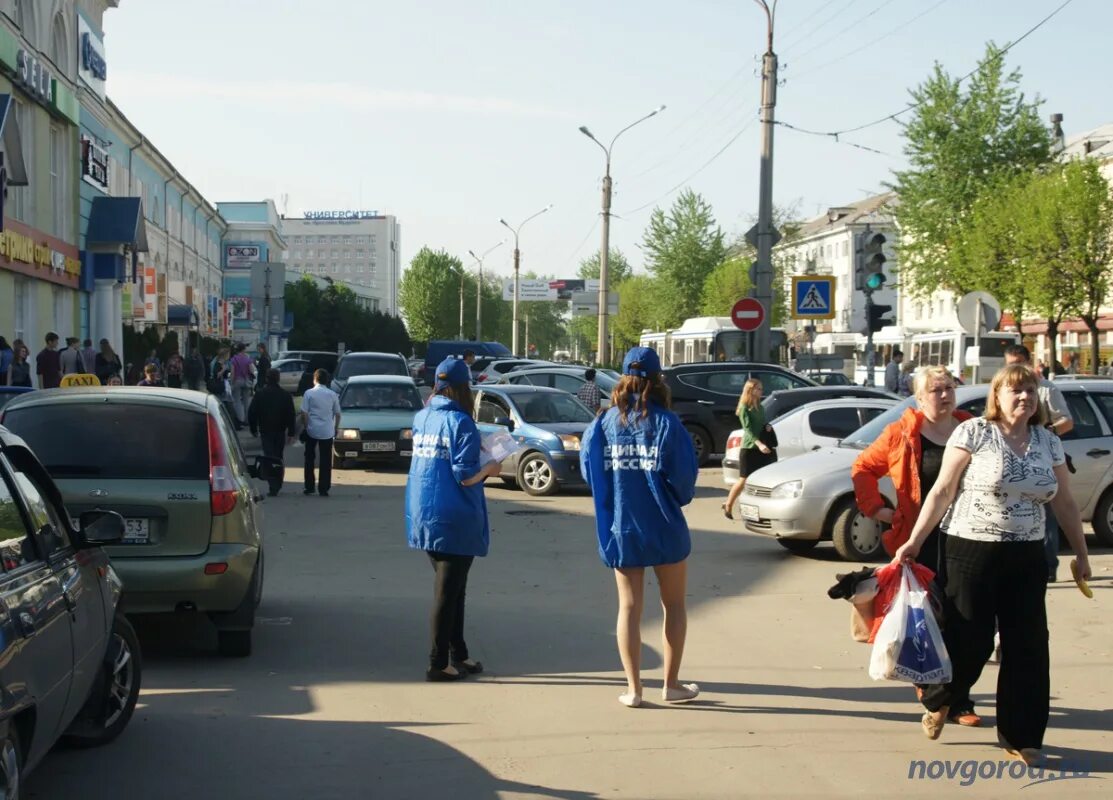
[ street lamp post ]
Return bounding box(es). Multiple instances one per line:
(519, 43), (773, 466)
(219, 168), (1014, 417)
(579, 105), (665, 366)
(499, 206), (552, 355)
(457, 267), (465, 339)
(468, 240), (504, 342)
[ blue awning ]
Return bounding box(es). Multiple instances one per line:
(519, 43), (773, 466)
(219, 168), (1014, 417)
(86, 196), (149, 251)
(167, 304), (199, 327)
(0, 94), (29, 186)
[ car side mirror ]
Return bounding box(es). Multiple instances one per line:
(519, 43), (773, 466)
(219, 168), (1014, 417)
(250, 455), (284, 480)
(493, 416), (515, 432)
(78, 509), (125, 546)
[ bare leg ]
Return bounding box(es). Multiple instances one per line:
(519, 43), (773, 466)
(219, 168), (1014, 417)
(614, 567), (645, 702)
(654, 561), (689, 689)
(724, 478), (746, 518)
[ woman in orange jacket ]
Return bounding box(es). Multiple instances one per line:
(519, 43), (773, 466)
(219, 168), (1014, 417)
(852, 364), (979, 725)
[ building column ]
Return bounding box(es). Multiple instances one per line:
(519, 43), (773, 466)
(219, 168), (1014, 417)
(93, 278), (123, 360)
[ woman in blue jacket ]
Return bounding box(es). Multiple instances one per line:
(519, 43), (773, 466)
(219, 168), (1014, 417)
(581, 346), (700, 708)
(406, 357), (502, 681)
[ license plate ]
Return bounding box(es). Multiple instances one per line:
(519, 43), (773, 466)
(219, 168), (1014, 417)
(123, 518), (150, 543)
(739, 504), (760, 522)
(363, 441), (395, 452)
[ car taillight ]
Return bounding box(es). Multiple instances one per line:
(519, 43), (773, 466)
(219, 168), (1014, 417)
(477, 374), (488, 382)
(727, 434), (742, 451)
(207, 414), (238, 516)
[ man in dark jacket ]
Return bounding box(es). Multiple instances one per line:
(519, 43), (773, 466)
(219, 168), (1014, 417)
(248, 368), (297, 496)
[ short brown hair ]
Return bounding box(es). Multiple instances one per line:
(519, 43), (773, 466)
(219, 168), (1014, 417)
(314, 368), (331, 385)
(611, 374), (670, 425)
(985, 364), (1048, 427)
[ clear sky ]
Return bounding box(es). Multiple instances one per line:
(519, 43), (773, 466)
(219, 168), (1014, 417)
(103, 0), (1104, 281)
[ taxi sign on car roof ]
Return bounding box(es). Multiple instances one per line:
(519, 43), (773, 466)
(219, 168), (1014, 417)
(60, 373), (102, 387)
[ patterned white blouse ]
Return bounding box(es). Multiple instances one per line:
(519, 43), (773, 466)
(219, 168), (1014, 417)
(943, 417), (1065, 542)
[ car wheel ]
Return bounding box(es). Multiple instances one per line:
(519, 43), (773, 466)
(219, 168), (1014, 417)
(0, 726), (20, 800)
(1092, 488), (1113, 546)
(830, 497), (887, 562)
(517, 452), (558, 496)
(685, 424), (712, 467)
(63, 614), (142, 748)
(218, 630), (252, 658)
(777, 538), (819, 555)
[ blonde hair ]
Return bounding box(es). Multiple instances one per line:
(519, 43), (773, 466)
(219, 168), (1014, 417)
(913, 365), (956, 399)
(985, 365), (1048, 427)
(737, 378), (762, 412)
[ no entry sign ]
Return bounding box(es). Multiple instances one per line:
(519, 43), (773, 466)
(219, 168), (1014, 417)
(731, 297), (765, 331)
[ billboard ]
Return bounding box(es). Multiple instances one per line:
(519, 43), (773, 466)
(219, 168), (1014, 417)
(500, 278), (603, 302)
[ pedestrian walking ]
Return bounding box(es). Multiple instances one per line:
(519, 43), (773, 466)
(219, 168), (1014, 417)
(183, 347), (204, 391)
(723, 378), (776, 519)
(165, 352), (184, 389)
(1003, 345), (1074, 582)
(255, 343), (271, 389)
(60, 336), (86, 376)
(894, 364), (1092, 765)
(249, 368), (296, 497)
(0, 336), (12, 386)
(580, 346), (700, 708)
(81, 339), (97, 376)
(884, 349), (904, 394)
(406, 357), (502, 682)
(94, 339), (122, 384)
(136, 364), (161, 386)
(229, 343), (255, 426)
(298, 368), (341, 497)
(6, 340), (31, 388)
(144, 348), (162, 373)
(576, 368), (603, 413)
(36, 332), (62, 389)
(852, 366), (978, 725)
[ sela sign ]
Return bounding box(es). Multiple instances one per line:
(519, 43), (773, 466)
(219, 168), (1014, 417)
(77, 16), (108, 98)
(15, 50), (54, 105)
(304, 210), (378, 220)
(80, 136), (109, 190)
(225, 244), (261, 266)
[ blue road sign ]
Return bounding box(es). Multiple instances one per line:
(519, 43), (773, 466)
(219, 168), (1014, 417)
(791, 276), (835, 320)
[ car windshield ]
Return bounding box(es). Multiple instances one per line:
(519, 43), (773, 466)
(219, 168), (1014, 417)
(514, 393), (594, 424)
(337, 355), (407, 379)
(840, 397), (917, 449)
(341, 384), (423, 410)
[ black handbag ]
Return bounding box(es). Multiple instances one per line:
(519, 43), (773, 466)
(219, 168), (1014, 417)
(759, 424), (778, 449)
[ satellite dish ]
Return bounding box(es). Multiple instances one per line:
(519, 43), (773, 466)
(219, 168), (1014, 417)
(955, 291), (1001, 335)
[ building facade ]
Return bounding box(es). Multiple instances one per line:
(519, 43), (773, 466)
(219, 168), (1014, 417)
(218, 200), (287, 349)
(0, 0), (84, 357)
(281, 211), (400, 314)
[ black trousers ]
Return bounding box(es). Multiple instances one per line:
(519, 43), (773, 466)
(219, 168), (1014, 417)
(303, 436), (333, 493)
(260, 430), (286, 494)
(922, 536), (1049, 749)
(427, 552), (474, 670)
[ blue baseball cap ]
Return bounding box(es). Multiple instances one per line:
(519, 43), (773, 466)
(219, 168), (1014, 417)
(434, 357), (471, 390)
(622, 346), (661, 378)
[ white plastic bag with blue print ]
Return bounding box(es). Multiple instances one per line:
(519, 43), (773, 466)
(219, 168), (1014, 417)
(868, 565), (952, 684)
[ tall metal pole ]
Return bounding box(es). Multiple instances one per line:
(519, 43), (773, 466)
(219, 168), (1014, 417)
(263, 265), (272, 350)
(752, 0), (778, 364)
(865, 291), (876, 387)
(501, 208), (550, 355)
(469, 241), (503, 342)
(458, 270), (465, 340)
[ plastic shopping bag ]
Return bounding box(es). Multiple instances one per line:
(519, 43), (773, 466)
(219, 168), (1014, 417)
(868, 565), (952, 684)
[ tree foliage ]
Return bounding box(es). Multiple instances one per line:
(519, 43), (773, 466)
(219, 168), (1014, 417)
(891, 43), (1052, 297)
(397, 247), (465, 343)
(578, 248), (632, 283)
(700, 256), (750, 318)
(285, 276), (410, 354)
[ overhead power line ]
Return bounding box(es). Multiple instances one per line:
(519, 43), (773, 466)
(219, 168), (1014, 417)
(777, 0), (859, 52)
(788, 0), (901, 64)
(776, 0), (1077, 139)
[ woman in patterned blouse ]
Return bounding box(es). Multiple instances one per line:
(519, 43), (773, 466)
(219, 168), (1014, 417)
(893, 365), (1092, 766)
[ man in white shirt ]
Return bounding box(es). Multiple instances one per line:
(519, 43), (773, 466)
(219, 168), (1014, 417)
(884, 349), (903, 393)
(298, 368), (342, 497)
(1004, 345), (1074, 581)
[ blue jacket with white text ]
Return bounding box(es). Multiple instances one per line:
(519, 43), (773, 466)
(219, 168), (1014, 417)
(580, 402), (698, 568)
(405, 395), (490, 557)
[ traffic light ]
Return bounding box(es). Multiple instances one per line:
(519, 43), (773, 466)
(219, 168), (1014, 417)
(861, 230), (887, 290)
(867, 301), (894, 334)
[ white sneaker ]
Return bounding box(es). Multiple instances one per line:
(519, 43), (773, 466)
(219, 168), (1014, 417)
(663, 683), (700, 703)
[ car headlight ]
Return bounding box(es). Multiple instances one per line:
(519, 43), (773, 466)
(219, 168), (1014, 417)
(770, 480), (803, 499)
(339, 428), (361, 440)
(557, 434), (581, 451)
(400, 428), (413, 439)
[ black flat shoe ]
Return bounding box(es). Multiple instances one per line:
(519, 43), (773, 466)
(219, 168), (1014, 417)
(452, 659), (484, 675)
(426, 666), (467, 682)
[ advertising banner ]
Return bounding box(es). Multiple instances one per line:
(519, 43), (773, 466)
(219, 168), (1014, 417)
(502, 279), (558, 301)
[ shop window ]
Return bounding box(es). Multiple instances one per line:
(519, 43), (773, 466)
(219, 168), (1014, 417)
(9, 100), (31, 222)
(13, 278), (29, 342)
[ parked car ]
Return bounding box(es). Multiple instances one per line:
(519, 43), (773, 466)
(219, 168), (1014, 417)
(498, 366), (618, 408)
(1, 387), (279, 657)
(0, 385), (33, 411)
(423, 340), (512, 385)
(1051, 374), (1111, 382)
(475, 358), (552, 384)
(762, 386), (898, 424)
(330, 352), (410, 395)
(803, 371), (854, 386)
(295, 352), (341, 395)
(663, 362), (817, 465)
(732, 381), (1113, 561)
(407, 357), (427, 384)
(275, 349), (337, 362)
(334, 376), (423, 468)
(271, 358), (308, 393)
(0, 424), (141, 788)
(723, 397), (898, 468)
(473, 384), (593, 496)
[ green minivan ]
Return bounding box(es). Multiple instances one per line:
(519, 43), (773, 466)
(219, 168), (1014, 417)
(1, 387), (274, 657)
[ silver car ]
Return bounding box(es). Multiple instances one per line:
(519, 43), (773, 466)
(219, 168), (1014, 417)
(722, 397), (897, 469)
(498, 366), (618, 409)
(731, 382), (1113, 561)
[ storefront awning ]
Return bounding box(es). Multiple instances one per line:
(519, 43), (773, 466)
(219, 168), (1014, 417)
(0, 94), (29, 187)
(86, 196), (149, 251)
(167, 304), (199, 327)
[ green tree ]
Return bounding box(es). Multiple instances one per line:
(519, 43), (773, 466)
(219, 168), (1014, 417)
(891, 43), (1052, 297)
(641, 189), (726, 327)
(285, 276), (410, 354)
(397, 247), (465, 343)
(699, 256), (750, 318)
(613, 275), (662, 355)
(577, 248), (632, 283)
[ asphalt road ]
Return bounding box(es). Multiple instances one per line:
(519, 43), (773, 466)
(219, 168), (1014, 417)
(26, 461), (1113, 799)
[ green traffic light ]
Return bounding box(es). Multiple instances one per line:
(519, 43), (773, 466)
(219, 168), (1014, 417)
(865, 273), (885, 290)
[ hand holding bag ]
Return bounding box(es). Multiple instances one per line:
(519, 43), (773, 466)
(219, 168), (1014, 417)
(758, 423), (778, 450)
(868, 565), (952, 684)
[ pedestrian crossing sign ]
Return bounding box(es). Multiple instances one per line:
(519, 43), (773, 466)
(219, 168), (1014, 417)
(791, 276), (835, 320)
